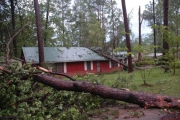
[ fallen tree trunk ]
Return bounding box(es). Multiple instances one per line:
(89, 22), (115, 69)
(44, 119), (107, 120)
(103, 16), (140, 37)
(34, 74), (180, 109)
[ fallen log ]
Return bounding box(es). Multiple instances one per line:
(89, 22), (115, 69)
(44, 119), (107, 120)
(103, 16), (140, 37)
(34, 74), (180, 109)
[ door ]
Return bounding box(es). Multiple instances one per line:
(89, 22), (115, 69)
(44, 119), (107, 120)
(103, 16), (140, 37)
(55, 63), (64, 73)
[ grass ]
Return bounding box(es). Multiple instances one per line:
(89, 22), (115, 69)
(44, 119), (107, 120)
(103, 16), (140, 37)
(102, 67), (180, 98)
(74, 68), (180, 119)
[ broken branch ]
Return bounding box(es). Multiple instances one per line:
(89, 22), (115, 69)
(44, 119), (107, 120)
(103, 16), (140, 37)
(0, 66), (11, 74)
(37, 66), (76, 81)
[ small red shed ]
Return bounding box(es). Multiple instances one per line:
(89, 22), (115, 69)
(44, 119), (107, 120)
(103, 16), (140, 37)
(22, 47), (122, 76)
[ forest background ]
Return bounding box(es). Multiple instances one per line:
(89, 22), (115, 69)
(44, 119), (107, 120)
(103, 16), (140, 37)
(1, 0), (176, 58)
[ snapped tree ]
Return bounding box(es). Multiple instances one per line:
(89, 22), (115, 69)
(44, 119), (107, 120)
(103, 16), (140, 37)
(121, 0), (133, 73)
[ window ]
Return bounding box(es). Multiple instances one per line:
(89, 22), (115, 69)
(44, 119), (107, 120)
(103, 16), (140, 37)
(85, 61), (93, 70)
(111, 61), (118, 68)
(86, 61), (91, 70)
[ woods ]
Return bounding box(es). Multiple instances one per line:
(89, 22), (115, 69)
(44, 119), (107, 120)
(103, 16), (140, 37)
(1, 0), (180, 119)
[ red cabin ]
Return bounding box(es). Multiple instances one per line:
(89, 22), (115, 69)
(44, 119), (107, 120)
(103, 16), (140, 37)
(22, 47), (122, 76)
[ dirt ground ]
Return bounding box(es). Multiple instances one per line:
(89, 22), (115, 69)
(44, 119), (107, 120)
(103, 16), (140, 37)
(90, 104), (169, 120)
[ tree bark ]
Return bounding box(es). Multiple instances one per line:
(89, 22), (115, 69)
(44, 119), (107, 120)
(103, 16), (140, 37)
(33, 74), (180, 109)
(34, 0), (44, 65)
(163, 0), (169, 51)
(121, 0), (133, 73)
(10, 0), (17, 57)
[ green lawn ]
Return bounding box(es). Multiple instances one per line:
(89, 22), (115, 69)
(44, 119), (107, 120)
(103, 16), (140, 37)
(73, 68), (180, 119)
(102, 67), (180, 98)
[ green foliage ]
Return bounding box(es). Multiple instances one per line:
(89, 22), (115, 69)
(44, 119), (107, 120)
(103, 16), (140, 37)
(87, 18), (105, 47)
(0, 68), (114, 119)
(138, 58), (155, 66)
(0, 64), (37, 119)
(133, 44), (155, 56)
(112, 73), (134, 89)
(113, 47), (127, 53)
(140, 68), (154, 85)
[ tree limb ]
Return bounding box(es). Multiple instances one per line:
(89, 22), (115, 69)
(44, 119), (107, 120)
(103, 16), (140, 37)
(6, 22), (28, 66)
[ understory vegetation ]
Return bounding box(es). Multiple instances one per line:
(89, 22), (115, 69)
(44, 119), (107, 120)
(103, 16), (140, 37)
(1, 63), (180, 120)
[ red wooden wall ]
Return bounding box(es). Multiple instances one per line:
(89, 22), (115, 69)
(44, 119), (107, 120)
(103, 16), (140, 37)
(66, 60), (122, 76)
(66, 62), (84, 72)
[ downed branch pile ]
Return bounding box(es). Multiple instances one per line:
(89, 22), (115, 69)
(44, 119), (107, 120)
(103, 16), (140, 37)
(1, 65), (180, 110)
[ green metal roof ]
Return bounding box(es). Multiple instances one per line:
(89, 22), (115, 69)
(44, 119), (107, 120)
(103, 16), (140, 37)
(22, 47), (108, 63)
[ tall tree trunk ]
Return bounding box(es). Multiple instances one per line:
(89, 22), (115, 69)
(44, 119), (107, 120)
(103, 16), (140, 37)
(175, 11), (179, 60)
(163, 0), (169, 72)
(111, 0), (116, 50)
(44, 0), (50, 46)
(10, 0), (17, 57)
(138, 6), (142, 61)
(121, 0), (133, 73)
(101, 5), (106, 53)
(34, 0), (44, 65)
(61, 0), (65, 46)
(0, 25), (4, 53)
(153, 0), (156, 58)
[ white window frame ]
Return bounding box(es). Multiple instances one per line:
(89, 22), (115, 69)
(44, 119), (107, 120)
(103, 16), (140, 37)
(109, 60), (112, 68)
(84, 61), (93, 70)
(64, 62), (67, 73)
(91, 61), (93, 70)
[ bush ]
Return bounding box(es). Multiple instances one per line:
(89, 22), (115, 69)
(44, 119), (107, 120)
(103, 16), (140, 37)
(135, 58), (154, 67)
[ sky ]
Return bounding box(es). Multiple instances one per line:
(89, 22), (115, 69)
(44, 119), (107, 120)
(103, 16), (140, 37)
(116, 0), (152, 38)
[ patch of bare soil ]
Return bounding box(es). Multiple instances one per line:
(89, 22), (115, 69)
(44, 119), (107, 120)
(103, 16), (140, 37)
(90, 104), (169, 120)
(161, 113), (180, 120)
